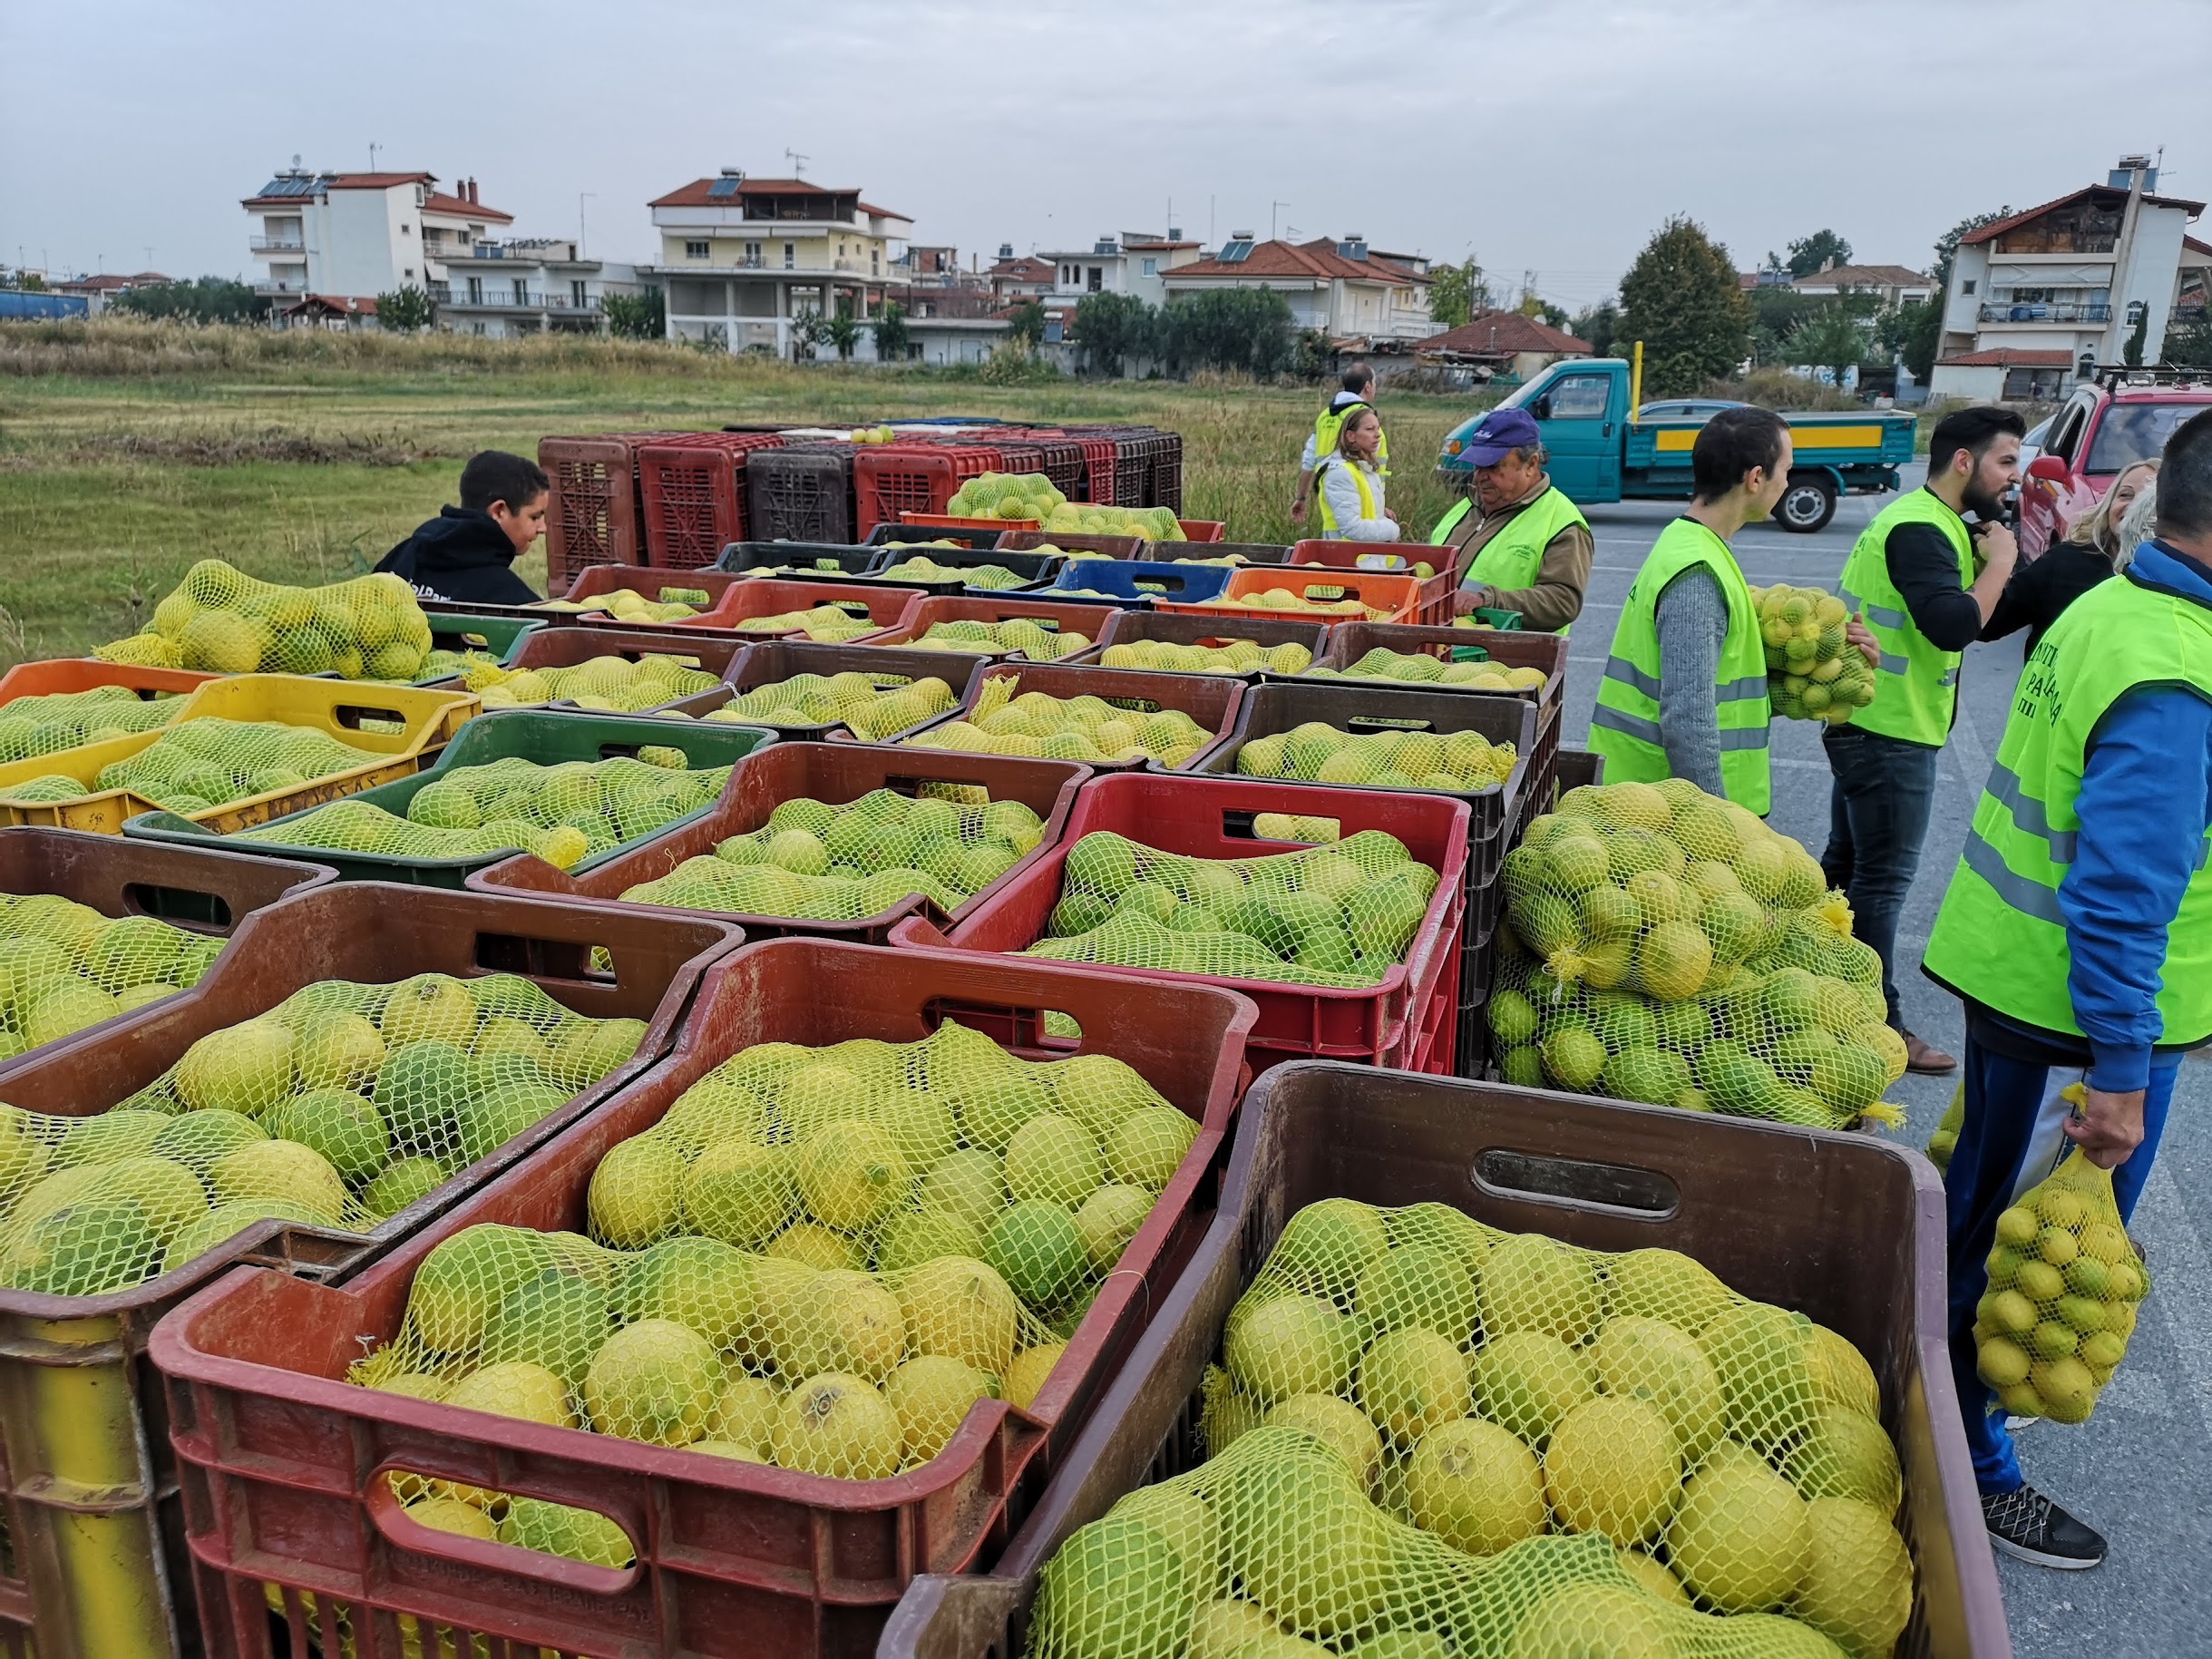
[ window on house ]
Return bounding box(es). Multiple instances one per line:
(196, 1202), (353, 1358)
(571, 279), (587, 307)
(467, 277), (483, 304)
(1141, 258), (1157, 277)
(745, 240), (762, 266)
(513, 278), (528, 304)
(1087, 267), (1103, 292)
(784, 243), (795, 268)
(403, 268), (414, 279)
(686, 240), (710, 260)
(400, 223), (412, 235)
(1962, 278), (1977, 296)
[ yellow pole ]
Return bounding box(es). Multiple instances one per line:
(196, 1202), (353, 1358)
(1630, 339), (1644, 418)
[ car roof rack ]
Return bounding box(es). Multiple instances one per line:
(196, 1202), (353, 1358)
(2092, 364), (2212, 392)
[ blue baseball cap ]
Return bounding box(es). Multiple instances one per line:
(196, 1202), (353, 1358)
(1457, 406), (1541, 466)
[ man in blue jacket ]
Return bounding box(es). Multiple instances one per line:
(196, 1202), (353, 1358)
(1922, 407), (2212, 1571)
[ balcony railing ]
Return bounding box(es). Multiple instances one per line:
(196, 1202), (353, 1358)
(433, 287), (602, 312)
(1978, 301), (2110, 324)
(250, 236), (305, 253)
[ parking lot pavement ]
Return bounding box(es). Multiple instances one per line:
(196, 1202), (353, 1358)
(1559, 476), (2212, 1653)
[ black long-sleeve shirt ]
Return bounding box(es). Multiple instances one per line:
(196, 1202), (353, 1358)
(1884, 522), (1983, 651)
(1981, 542), (2114, 656)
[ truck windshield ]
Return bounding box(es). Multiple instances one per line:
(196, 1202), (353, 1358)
(2087, 401), (2211, 473)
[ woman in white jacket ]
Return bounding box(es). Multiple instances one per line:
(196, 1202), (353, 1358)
(1314, 407), (1401, 542)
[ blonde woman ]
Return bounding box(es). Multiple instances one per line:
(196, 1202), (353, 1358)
(1983, 460), (2157, 654)
(1313, 407), (1400, 542)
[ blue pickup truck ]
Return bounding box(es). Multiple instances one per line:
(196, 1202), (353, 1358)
(1437, 358), (1916, 532)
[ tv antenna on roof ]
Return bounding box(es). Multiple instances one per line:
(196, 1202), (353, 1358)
(785, 148), (811, 178)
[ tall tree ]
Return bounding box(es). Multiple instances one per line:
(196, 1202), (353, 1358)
(1785, 230), (1853, 278)
(1427, 260), (1486, 331)
(1789, 304), (1873, 386)
(1900, 208), (2014, 382)
(1005, 298), (1047, 347)
(871, 300), (910, 363)
(1618, 218), (1752, 396)
(1570, 299), (1618, 357)
(1074, 291), (1154, 376)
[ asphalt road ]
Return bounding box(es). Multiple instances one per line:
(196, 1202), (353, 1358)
(1561, 472), (2211, 1654)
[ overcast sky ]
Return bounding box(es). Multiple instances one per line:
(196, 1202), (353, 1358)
(5, 0), (2209, 306)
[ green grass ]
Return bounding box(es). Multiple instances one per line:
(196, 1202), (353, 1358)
(0, 323), (1485, 666)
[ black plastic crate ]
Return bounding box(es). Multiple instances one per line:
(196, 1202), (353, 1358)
(862, 543), (1067, 595)
(716, 541), (880, 581)
(745, 445), (854, 544)
(864, 522), (1008, 551)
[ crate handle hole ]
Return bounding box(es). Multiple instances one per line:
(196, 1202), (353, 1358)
(371, 1469), (640, 1594)
(1347, 716), (1433, 734)
(122, 883), (233, 931)
(923, 998), (1077, 1052)
(1220, 808), (1341, 845)
(333, 704), (408, 732)
(1472, 1148), (1681, 1221)
(470, 935), (616, 985)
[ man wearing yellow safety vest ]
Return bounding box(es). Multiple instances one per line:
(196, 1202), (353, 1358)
(1826, 406), (2024, 1078)
(1291, 363), (1385, 527)
(1920, 407), (2212, 1572)
(1591, 407), (1875, 809)
(1428, 405), (1592, 632)
(1311, 406), (1400, 542)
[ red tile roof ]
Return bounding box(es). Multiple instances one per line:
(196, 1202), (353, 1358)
(282, 293), (379, 317)
(1960, 186), (2205, 246)
(1168, 237), (1428, 285)
(1937, 347), (2073, 367)
(649, 177), (911, 220)
(989, 256), (1056, 280)
(1791, 263), (1930, 288)
(422, 190), (512, 223)
(1417, 310), (1589, 357)
(56, 271), (170, 292)
(2186, 235), (2212, 259)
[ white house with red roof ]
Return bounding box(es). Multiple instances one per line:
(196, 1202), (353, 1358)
(1040, 231), (1207, 307)
(1160, 234), (1432, 345)
(1413, 310), (1592, 383)
(242, 169), (513, 317)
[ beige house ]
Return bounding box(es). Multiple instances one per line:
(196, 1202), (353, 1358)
(1160, 235), (1432, 345)
(1412, 311), (1592, 383)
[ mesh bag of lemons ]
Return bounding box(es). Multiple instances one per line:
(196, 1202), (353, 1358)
(911, 617), (1095, 661)
(1028, 1198), (1912, 1659)
(619, 787), (1042, 920)
(0, 896), (226, 1061)
(734, 603), (886, 642)
(876, 553), (1035, 591)
(1305, 648), (1548, 696)
(1046, 504), (1186, 542)
(463, 652), (720, 712)
(707, 670), (958, 739)
(95, 561), (435, 681)
(1023, 829), (1437, 991)
(906, 680), (1213, 767)
(1749, 587), (1875, 726)
(534, 584), (711, 624)
(0, 718), (387, 817)
(415, 637), (505, 684)
(1102, 639), (1313, 677)
(348, 1020), (1201, 1523)
(1489, 780), (1905, 1130)
(949, 472), (1068, 523)
(1234, 724), (1516, 795)
(1973, 1130), (2149, 1426)
(1195, 587), (1388, 620)
(0, 686), (187, 760)
(238, 753), (733, 871)
(0, 972), (644, 1298)
(1924, 1085), (1963, 1173)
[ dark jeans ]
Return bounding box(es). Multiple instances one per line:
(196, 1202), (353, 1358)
(1821, 723), (1939, 1030)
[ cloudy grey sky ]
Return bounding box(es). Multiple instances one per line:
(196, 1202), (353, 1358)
(5, 0), (2209, 302)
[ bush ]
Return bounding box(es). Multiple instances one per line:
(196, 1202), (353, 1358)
(110, 278), (265, 326)
(603, 290), (664, 340)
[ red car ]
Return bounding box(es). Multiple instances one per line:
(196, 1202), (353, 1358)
(2020, 368), (2212, 557)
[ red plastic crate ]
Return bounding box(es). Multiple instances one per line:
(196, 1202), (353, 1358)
(153, 939), (1257, 1659)
(551, 564), (768, 629)
(1061, 429), (1150, 508)
(864, 593), (1120, 658)
(1174, 521), (1224, 542)
(1068, 436), (1117, 503)
(907, 660), (1246, 774)
(702, 578), (927, 642)
(853, 446), (1004, 537)
(505, 626), (747, 717)
(639, 434), (789, 570)
(1288, 538), (1453, 622)
(1157, 566), (1421, 624)
(894, 770), (1469, 1074)
(470, 741), (1090, 943)
(540, 434), (674, 589)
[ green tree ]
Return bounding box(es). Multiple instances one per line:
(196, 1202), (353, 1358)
(1786, 229), (1853, 278)
(602, 289), (664, 339)
(1155, 288), (1295, 376)
(1745, 284), (1815, 366)
(1789, 304), (1873, 387)
(1006, 298), (1047, 347)
(110, 277), (263, 324)
(1618, 217), (1751, 396)
(1570, 299), (1619, 356)
(872, 300), (911, 363)
(1074, 290), (1154, 376)
(823, 312), (860, 360)
(2123, 303), (2149, 367)
(2166, 312), (2212, 367)
(375, 284), (434, 332)
(1427, 260), (1488, 330)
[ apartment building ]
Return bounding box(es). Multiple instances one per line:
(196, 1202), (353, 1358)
(434, 240), (644, 337)
(242, 169), (511, 314)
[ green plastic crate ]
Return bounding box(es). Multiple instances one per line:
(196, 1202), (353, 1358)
(120, 708), (775, 886)
(412, 612), (547, 685)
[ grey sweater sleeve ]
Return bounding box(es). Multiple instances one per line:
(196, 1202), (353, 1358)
(1652, 564), (1728, 796)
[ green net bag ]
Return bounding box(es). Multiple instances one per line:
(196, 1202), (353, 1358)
(1749, 586), (1876, 726)
(904, 679), (1212, 766)
(734, 604), (885, 642)
(534, 584), (710, 623)
(16, 717), (388, 817)
(1973, 1133), (2147, 1426)
(0, 894), (224, 1059)
(1193, 585), (1381, 620)
(911, 618), (1094, 661)
(705, 671), (957, 739)
(948, 472), (1066, 523)
(95, 560), (434, 681)
(1234, 722), (1516, 794)
(1042, 503), (1184, 542)
(1099, 639), (1312, 676)
(876, 554), (1033, 591)
(619, 787), (1042, 919)
(0, 972), (645, 1299)
(0, 686), (187, 761)
(1021, 829), (1438, 991)
(465, 652), (721, 713)
(1925, 1084), (1963, 1173)
(1303, 646), (1548, 694)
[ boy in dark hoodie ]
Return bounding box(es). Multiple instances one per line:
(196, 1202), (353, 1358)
(376, 450), (549, 605)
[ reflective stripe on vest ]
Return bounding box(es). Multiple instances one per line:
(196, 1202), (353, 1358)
(1836, 488), (1973, 746)
(1315, 457), (1380, 537)
(1458, 485), (1590, 637)
(1314, 403), (1389, 473)
(1588, 517), (1772, 814)
(1925, 573), (2212, 1044)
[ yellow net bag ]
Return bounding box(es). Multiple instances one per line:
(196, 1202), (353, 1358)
(1304, 646), (1548, 694)
(464, 653), (720, 713)
(904, 680), (1213, 766)
(734, 604), (885, 642)
(0, 972), (644, 1298)
(1749, 586), (1876, 727)
(911, 618), (1094, 660)
(706, 671), (958, 739)
(1925, 1085), (1963, 1173)
(1100, 639), (1312, 676)
(1042, 504), (1185, 542)
(96, 560), (435, 681)
(1234, 723), (1515, 794)
(949, 473), (1068, 523)
(619, 787), (1041, 918)
(0, 718), (387, 816)
(1030, 1198), (1910, 1659)
(1192, 587), (1380, 619)
(876, 554), (1033, 591)
(1973, 1137), (2147, 1425)
(533, 584), (710, 623)
(0, 686), (186, 759)
(0, 894), (225, 1060)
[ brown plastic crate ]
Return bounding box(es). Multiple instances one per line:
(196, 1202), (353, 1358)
(707, 578), (928, 644)
(153, 939), (1261, 1659)
(504, 625), (747, 717)
(546, 563), (764, 627)
(540, 434), (673, 589)
(853, 446), (1004, 537)
(469, 740), (1089, 942)
(880, 1060), (2010, 1659)
(0, 883), (740, 1659)
(906, 660), (1246, 774)
(1087, 609), (1332, 677)
(639, 434), (789, 569)
(705, 639), (995, 741)
(996, 530), (1149, 561)
(1303, 620), (1565, 716)
(746, 445), (857, 544)
(863, 594), (1119, 659)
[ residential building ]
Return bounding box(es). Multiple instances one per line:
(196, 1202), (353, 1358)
(1929, 156), (2209, 400)
(241, 169), (512, 315)
(884, 284), (1010, 366)
(644, 171), (912, 356)
(1411, 310), (1591, 383)
(1790, 262), (1934, 307)
(1042, 232), (1206, 307)
(48, 271), (171, 316)
(893, 245), (965, 285)
(1161, 235), (1433, 344)
(986, 247), (1057, 302)
(280, 295), (379, 331)
(434, 240), (644, 337)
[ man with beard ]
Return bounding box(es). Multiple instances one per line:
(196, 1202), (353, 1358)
(1828, 405), (2024, 1075)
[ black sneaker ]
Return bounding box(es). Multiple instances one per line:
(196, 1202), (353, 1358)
(1983, 1485), (2107, 1569)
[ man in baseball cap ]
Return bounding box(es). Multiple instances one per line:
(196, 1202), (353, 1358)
(1431, 406), (1593, 632)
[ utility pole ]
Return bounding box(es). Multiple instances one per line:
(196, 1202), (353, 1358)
(579, 193), (596, 258)
(368, 142), (380, 171)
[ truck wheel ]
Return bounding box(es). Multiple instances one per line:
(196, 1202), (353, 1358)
(1778, 476), (1837, 533)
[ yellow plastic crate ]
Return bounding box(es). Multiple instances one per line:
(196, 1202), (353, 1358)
(0, 675), (478, 834)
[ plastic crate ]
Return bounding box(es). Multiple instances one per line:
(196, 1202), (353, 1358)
(153, 938), (1258, 1659)
(996, 530), (1149, 562)
(893, 771), (1468, 1075)
(1299, 620), (1566, 724)
(879, 1059), (2008, 1659)
(1172, 542), (1291, 566)
(1288, 538), (1454, 623)
(502, 626), (747, 717)
(702, 579), (925, 643)
(1159, 566), (1421, 624)
(0, 884), (740, 1659)
(861, 545), (1066, 596)
(543, 565), (761, 629)
(1043, 560), (1232, 608)
(122, 708), (775, 887)
(1518, 744), (1603, 844)
(745, 445), (855, 545)
(865, 522), (1009, 551)
(1194, 679), (1535, 890)
(862, 595), (1120, 660)
(910, 659), (1247, 773)
(638, 434), (789, 569)
(0, 658), (216, 708)
(1065, 435), (1116, 503)
(539, 434), (667, 589)
(717, 542), (882, 581)
(471, 741), (1089, 943)
(411, 612), (545, 686)
(853, 445), (1004, 536)
(1452, 923), (1496, 1081)
(0, 675), (476, 835)
(1013, 436), (1086, 503)
(1087, 610), (1332, 678)
(898, 512), (1040, 535)
(1174, 520), (1223, 542)
(1152, 436), (1184, 513)
(706, 640), (995, 741)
